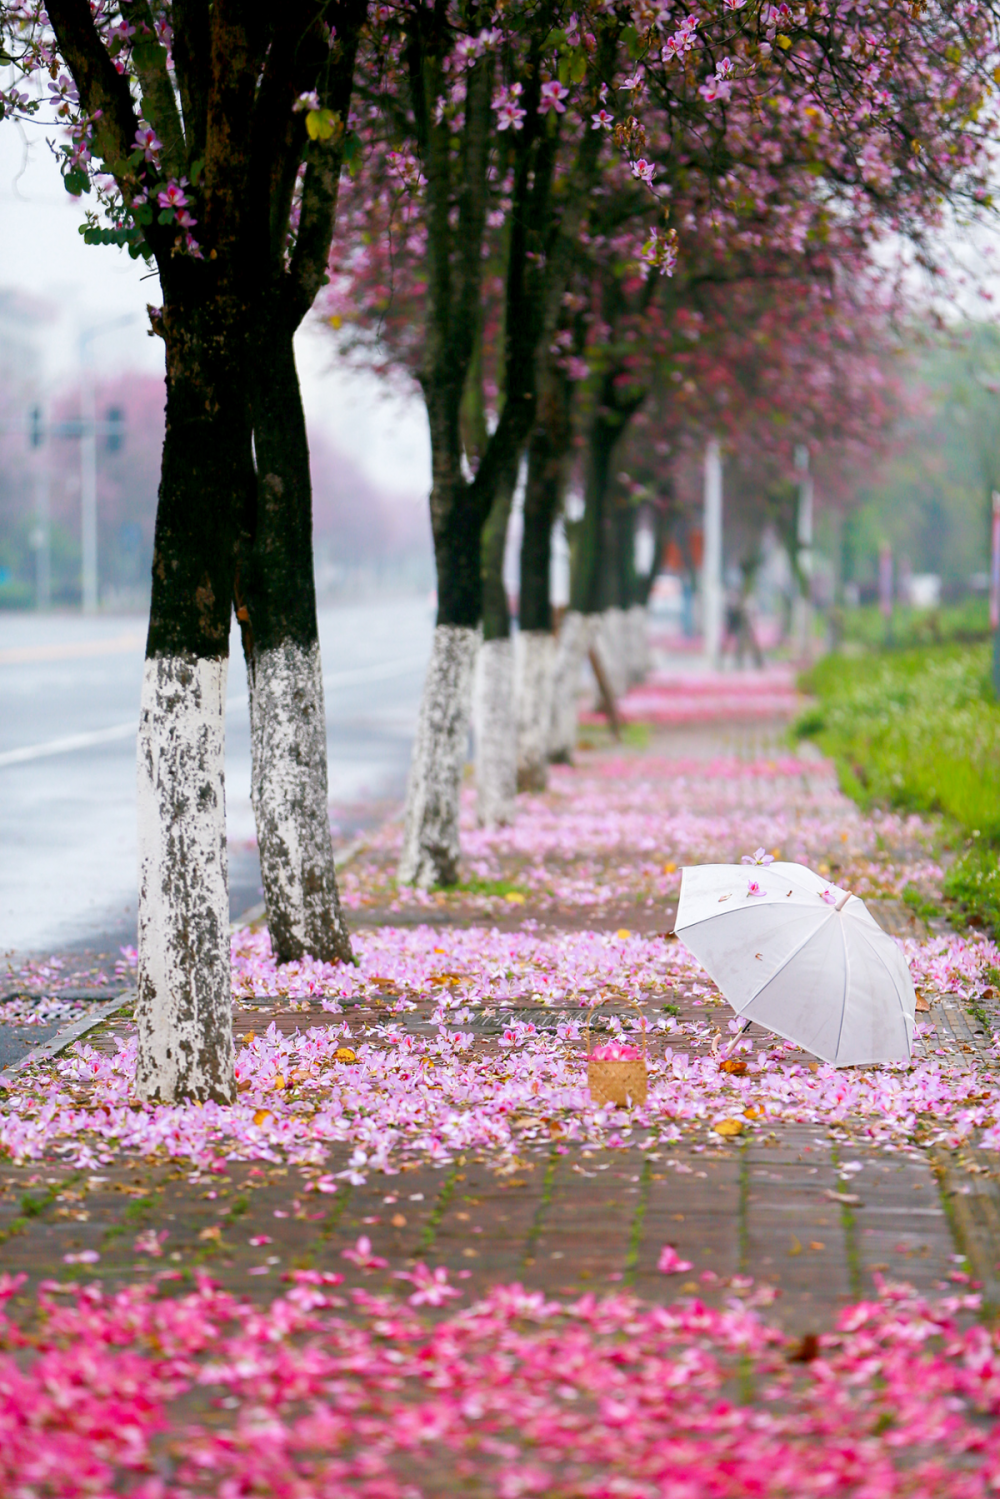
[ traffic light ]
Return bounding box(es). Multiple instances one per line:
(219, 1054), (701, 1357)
(105, 406), (125, 452)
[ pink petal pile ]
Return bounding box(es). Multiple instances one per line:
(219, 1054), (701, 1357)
(1, 921), (996, 1179)
(0, 1269), (997, 1496)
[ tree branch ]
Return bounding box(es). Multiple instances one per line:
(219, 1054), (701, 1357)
(285, 0), (368, 328)
(44, 0), (171, 261)
(120, 0), (186, 177)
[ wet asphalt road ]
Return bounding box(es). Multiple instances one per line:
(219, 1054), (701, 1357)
(1, 596), (434, 963)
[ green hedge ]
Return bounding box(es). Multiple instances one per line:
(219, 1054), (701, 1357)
(796, 643), (1000, 935)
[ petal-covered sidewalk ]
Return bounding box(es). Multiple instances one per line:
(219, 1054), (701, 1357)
(1, 685), (999, 1494)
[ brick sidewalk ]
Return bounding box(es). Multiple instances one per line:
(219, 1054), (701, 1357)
(2, 714), (997, 1339)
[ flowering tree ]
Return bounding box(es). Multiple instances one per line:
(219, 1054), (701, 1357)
(0, 1), (367, 1102)
(329, 3), (630, 879)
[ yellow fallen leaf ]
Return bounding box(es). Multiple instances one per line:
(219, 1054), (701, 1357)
(809, 1241), (826, 1251)
(253, 1108), (272, 1127)
(743, 1106), (762, 1119)
(391, 1213), (407, 1228)
(334, 1048), (357, 1064)
(789, 1236), (802, 1256)
(199, 1225), (222, 1241)
(505, 891), (526, 904)
(720, 1059), (747, 1075)
(663, 861), (677, 874)
(616, 928), (631, 939)
(713, 1118), (744, 1137)
(272, 1073), (285, 1091)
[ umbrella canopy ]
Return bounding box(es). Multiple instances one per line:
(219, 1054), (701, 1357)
(675, 861), (915, 1066)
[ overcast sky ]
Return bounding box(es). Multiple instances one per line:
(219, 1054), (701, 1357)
(0, 119), (431, 497)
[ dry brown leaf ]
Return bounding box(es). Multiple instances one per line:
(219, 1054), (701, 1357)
(720, 1059), (747, 1075)
(788, 1332), (820, 1363)
(334, 1047), (358, 1064)
(391, 1213), (407, 1228)
(915, 991), (931, 1013)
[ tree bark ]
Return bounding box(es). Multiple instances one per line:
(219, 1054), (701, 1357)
(399, 624), (479, 887)
(136, 297), (252, 1105)
(240, 316), (353, 964)
(517, 365), (572, 789)
(474, 458), (518, 826)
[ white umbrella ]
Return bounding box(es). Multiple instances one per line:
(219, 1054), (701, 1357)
(675, 860), (915, 1066)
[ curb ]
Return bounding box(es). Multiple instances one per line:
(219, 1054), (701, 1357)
(0, 837), (370, 1090)
(0, 989), (136, 1091)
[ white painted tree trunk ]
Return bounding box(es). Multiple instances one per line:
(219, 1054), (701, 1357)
(248, 640), (352, 964)
(399, 624), (479, 887)
(473, 636), (516, 827)
(595, 607), (629, 700)
(627, 603), (650, 684)
(516, 628), (555, 791)
(136, 655), (235, 1104)
(549, 610), (590, 763)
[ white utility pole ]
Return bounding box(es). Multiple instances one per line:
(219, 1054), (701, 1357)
(29, 404), (51, 610)
(794, 444), (813, 660)
(80, 338), (98, 614)
(702, 437), (723, 667)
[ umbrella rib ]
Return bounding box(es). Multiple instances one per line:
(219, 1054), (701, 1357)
(850, 920), (913, 1032)
(743, 910), (835, 1008)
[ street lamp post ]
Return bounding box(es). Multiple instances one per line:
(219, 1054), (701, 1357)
(78, 314), (137, 613)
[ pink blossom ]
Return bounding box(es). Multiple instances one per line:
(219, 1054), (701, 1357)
(591, 108), (614, 130)
(539, 80), (569, 115)
(742, 848), (775, 865)
(342, 1235), (389, 1270)
(396, 1262), (462, 1306)
(658, 1244), (694, 1274)
(493, 83), (526, 131)
(157, 180), (188, 209)
(746, 880), (766, 897)
(133, 125), (162, 161)
(589, 1043), (642, 1061)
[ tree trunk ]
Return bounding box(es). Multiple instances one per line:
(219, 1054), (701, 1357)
(516, 628), (556, 786)
(548, 609), (591, 763)
(240, 316), (353, 964)
(399, 622), (480, 887)
(136, 301), (248, 1105)
(473, 636), (515, 826)
(474, 459), (518, 826)
(517, 371), (571, 789)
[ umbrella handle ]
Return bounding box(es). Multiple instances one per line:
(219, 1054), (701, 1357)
(721, 1018), (752, 1059)
(835, 891), (852, 912)
(585, 995), (647, 1058)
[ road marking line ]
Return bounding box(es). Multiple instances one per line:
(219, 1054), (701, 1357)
(0, 631), (145, 666)
(0, 655), (428, 768)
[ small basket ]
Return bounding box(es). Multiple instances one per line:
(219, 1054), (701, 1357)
(586, 997), (648, 1107)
